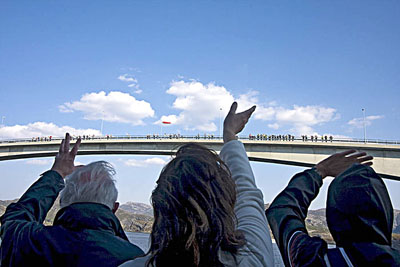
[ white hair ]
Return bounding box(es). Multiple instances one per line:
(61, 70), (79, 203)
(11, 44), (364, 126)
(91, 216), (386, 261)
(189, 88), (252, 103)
(59, 161), (118, 210)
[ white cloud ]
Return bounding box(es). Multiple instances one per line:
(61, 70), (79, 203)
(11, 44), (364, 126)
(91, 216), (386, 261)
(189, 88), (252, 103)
(119, 74), (140, 90)
(25, 159), (88, 167)
(275, 106), (337, 125)
(268, 123), (280, 130)
(237, 92), (338, 135)
(123, 157), (168, 167)
(155, 81), (234, 131)
(25, 159), (52, 165)
(134, 89), (143, 94)
(156, 80), (338, 135)
(276, 105), (338, 135)
(323, 134), (351, 139)
(59, 91), (154, 125)
(348, 115), (384, 128)
(118, 74), (137, 83)
(0, 122), (101, 140)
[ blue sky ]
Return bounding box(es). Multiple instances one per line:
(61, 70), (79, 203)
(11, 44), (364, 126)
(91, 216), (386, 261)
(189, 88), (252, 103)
(0, 1), (399, 209)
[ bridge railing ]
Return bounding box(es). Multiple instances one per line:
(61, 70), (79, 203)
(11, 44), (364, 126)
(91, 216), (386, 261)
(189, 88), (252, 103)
(0, 135), (399, 146)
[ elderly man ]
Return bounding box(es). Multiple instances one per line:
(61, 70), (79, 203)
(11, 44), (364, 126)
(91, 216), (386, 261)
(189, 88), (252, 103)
(0, 133), (144, 266)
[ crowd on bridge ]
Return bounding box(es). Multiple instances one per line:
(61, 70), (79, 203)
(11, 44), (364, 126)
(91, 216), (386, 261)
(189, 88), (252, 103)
(31, 136), (54, 142)
(301, 134), (334, 142)
(31, 135), (97, 142)
(1, 102), (399, 266)
(249, 134), (295, 141)
(145, 133), (217, 140)
(28, 131), (338, 144)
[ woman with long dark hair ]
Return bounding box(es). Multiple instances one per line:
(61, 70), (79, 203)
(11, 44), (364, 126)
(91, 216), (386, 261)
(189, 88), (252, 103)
(121, 102), (274, 266)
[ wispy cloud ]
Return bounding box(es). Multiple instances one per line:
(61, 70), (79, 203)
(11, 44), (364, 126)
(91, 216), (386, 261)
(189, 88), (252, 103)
(59, 91), (154, 125)
(26, 159), (90, 167)
(118, 74), (140, 89)
(348, 115), (384, 128)
(0, 122), (101, 139)
(123, 157), (168, 167)
(25, 159), (52, 165)
(118, 74), (137, 83)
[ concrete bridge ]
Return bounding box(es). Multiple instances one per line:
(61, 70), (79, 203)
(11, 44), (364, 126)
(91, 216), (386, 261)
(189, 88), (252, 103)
(0, 137), (399, 181)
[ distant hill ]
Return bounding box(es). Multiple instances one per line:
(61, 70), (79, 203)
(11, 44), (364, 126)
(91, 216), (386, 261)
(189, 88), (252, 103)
(394, 210), (400, 234)
(0, 198), (154, 232)
(1, 199), (399, 249)
(119, 202), (153, 216)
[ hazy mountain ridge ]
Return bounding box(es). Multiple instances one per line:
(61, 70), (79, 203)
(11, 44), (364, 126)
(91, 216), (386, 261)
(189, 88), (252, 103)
(119, 202), (153, 216)
(0, 199), (154, 232)
(0, 200), (399, 249)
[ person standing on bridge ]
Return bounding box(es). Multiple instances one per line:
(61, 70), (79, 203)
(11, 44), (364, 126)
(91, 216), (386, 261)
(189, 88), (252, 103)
(266, 150), (400, 266)
(121, 102), (274, 266)
(0, 133), (144, 266)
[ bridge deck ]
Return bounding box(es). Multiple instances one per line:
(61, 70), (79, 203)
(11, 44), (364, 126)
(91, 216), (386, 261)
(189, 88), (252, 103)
(1, 138), (399, 181)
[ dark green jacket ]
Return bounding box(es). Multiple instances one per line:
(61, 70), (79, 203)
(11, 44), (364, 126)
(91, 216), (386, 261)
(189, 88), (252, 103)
(0, 170), (144, 267)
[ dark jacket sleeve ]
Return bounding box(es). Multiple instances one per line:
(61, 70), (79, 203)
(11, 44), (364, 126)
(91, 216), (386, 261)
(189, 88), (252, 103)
(266, 169), (328, 266)
(0, 170), (65, 264)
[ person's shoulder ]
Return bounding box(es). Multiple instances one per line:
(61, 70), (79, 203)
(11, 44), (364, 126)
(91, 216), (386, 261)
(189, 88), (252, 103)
(119, 255), (149, 267)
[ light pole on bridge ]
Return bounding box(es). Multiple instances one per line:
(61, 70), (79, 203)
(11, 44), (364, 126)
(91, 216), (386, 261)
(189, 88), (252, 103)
(219, 107), (222, 139)
(362, 108), (366, 143)
(100, 111), (104, 136)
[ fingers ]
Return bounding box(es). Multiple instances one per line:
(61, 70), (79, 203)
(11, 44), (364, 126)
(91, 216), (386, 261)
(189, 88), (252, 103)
(70, 137), (81, 158)
(338, 149), (356, 156)
(229, 102), (238, 115)
(236, 105), (256, 123)
(65, 133), (70, 151)
(58, 133), (80, 157)
(239, 105), (256, 117)
(59, 139), (65, 153)
(357, 155), (373, 163)
(345, 151), (373, 163)
(337, 150), (373, 166)
(348, 151), (367, 158)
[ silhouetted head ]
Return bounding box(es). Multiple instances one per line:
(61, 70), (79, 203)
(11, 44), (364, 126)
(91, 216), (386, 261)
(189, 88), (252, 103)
(59, 161), (118, 211)
(148, 143), (245, 267)
(327, 164), (393, 247)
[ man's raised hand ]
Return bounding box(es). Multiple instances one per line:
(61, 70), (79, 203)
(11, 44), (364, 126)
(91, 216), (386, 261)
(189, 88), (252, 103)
(51, 133), (81, 178)
(315, 149), (373, 179)
(223, 102), (256, 143)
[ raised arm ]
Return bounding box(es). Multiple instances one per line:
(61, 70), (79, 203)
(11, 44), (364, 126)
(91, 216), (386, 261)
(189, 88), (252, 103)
(266, 150), (373, 266)
(0, 133), (81, 264)
(1, 133), (81, 223)
(220, 102), (274, 266)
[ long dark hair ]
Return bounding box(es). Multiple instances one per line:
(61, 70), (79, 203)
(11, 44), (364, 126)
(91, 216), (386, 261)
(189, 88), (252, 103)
(147, 143), (246, 266)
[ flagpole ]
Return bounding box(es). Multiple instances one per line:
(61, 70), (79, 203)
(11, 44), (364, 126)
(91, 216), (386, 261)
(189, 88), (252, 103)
(161, 121), (172, 138)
